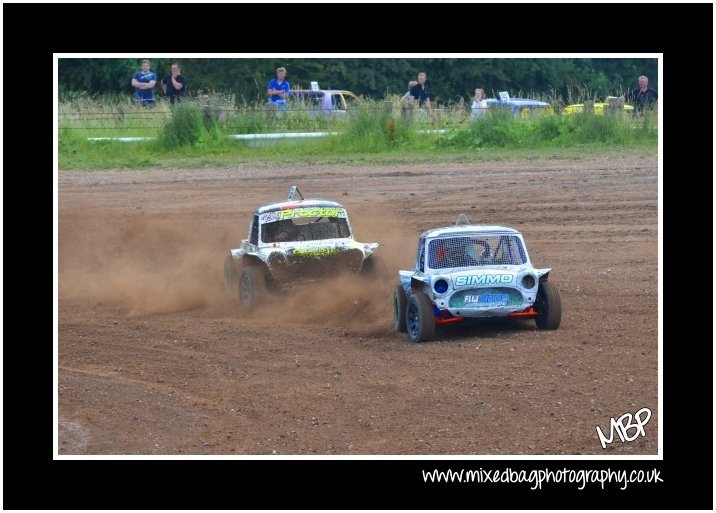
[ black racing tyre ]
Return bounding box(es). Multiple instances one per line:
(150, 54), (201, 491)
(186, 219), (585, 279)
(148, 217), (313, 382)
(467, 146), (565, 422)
(535, 281), (562, 330)
(239, 266), (266, 310)
(406, 292), (435, 343)
(393, 285), (407, 333)
(360, 255), (375, 275)
(360, 255), (384, 278)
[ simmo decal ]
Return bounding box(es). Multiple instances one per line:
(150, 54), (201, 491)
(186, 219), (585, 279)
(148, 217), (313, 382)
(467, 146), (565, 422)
(454, 274), (513, 287)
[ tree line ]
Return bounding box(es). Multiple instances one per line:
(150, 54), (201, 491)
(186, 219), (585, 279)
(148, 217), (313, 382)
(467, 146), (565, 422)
(58, 58), (657, 105)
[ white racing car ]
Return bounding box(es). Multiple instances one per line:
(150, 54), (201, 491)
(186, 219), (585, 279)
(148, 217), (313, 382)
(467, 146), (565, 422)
(224, 186), (380, 309)
(394, 214), (562, 342)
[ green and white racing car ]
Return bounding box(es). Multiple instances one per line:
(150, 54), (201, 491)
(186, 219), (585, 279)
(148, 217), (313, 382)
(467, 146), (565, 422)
(224, 186), (380, 310)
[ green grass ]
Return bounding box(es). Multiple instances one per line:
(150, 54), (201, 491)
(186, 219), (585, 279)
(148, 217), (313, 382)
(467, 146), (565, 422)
(58, 96), (657, 170)
(437, 107), (657, 150)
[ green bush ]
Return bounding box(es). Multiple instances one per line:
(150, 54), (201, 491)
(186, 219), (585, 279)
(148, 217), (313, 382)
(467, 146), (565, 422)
(437, 106), (657, 151)
(535, 115), (565, 141)
(633, 109), (658, 143)
(438, 108), (532, 149)
(341, 103), (414, 151)
(155, 103), (224, 150)
(567, 113), (619, 143)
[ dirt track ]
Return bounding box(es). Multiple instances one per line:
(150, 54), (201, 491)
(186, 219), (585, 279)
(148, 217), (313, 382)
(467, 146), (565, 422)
(58, 155), (658, 455)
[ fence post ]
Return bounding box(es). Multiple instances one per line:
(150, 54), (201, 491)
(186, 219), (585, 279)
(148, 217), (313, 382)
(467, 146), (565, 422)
(606, 97), (624, 116)
(401, 100), (414, 121)
(203, 105), (227, 125)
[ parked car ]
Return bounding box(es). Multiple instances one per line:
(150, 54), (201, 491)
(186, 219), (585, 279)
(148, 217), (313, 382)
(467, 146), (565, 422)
(394, 214), (562, 342)
(562, 97), (634, 116)
(484, 97), (554, 117)
(287, 89), (360, 116)
(224, 186), (380, 309)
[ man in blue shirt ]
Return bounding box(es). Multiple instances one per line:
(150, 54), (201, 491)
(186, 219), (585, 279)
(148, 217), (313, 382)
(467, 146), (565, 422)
(267, 66), (290, 111)
(131, 59), (157, 107)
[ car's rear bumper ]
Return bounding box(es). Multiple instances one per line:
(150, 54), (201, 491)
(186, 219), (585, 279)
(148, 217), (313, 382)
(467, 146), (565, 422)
(269, 247), (365, 281)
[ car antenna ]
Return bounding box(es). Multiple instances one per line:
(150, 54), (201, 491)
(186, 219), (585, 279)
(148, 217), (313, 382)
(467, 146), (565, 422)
(288, 185), (304, 201)
(455, 213), (470, 225)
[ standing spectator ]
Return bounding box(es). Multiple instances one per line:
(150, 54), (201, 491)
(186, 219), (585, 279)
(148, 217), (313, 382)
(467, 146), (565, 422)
(471, 88), (488, 119)
(625, 75), (657, 116)
(409, 72), (432, 109)
(131, 59), (157, 107)
(161, 63), (187, 104)
(402, 80), (418, 99)
(267, 66), (290, 111)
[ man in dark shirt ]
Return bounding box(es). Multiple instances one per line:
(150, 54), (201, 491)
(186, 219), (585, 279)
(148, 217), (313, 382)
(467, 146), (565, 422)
(625, 75), (657, 115)
(161, 63), (187, 104)
(409, 72), (432, 109)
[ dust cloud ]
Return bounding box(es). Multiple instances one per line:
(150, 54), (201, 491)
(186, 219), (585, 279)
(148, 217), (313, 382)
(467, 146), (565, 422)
(58, 205), (420, 332)
(60, 212), (233, 316)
